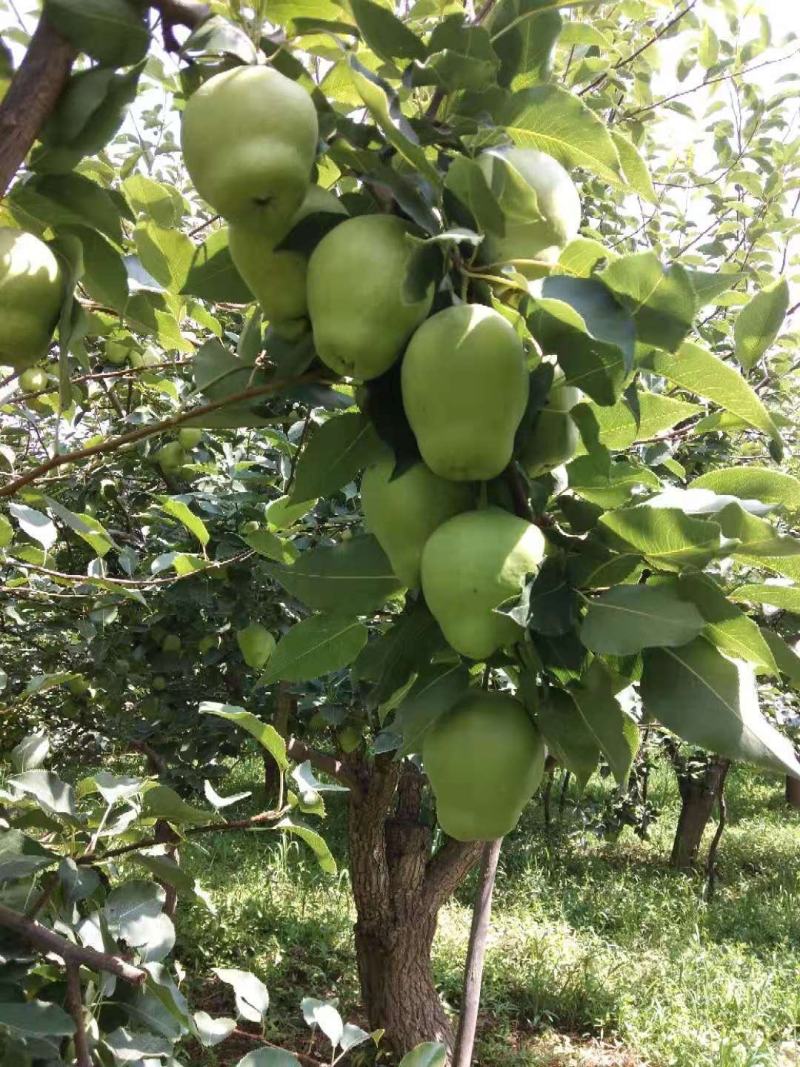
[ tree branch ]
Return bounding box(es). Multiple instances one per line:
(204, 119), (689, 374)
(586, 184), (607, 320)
(0, 371), (327, 500)
(423, 836), (483, 913)
(0, 902), (147, 985)
(153, 0), (211, 51)
(287, 737), (362, 798)
(65, 964), (92, 1067)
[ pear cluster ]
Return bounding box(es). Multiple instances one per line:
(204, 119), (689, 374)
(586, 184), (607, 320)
(0, 228), (63, 373)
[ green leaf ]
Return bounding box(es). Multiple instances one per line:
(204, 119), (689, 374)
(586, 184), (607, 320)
(731, 584), (800, 615)
(8, 770), (77, 818)
(181, 228), (253, 303)
(641, 637), (800, 778)
(717, 503), (800, 562)
(600, 507), (724, 571)
(123, 173), (186, 227)
(349, 63), (439, 185)
(141, 784), (211, 826)
(413, 19), (500, 93)
(212, 968), (269, 1023)
(647, 342), (782, 453)
(685, 269), (745, 307)
(734, 277), (789, 371)
(502, 84), (622, 185)
(62, 224), (128, 311)
(194, 1012), (236, 1048)
(0, 1001), (75, 1037)
(610, 131), (656, 203)
(600, 253), (695, 352)
(580, 584), (705, 655)
(261, 615), (367, 684)
(275, 816), (337, 874)
(688, 467), (800, 514)
(351, 0), (425, 62)
(235, 1050), (302, 1067)
(444, 155), (505, 236)
(535, 688), (599, 788)
(16, 173), (129, 245)
(761, 629), (800, 688)
(392, 663), (471, 756)
(200, 703), (289, 771)
(135, 221), (194, 293)
(673, 573), (778, 675)
(291, 413), (382, 502)
(580, 392), (702, 451)
(44, 0), (150, 66)
(399, 1045), (447, 1067)
(570, 661), (639, 785)
(159, 498), (210, 548)
(488, 0), (562, 89)
(241, 525), (298, 565)
(0, 829), (57, 882)
(264, 534), (402, 615)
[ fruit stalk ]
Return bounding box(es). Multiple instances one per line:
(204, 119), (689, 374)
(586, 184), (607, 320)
(452, 837), (503, 1067)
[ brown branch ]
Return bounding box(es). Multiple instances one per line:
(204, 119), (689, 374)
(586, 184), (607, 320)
(287, 737), (362, 798)
(76, 808), (286, 865)
(0, 16), (75, 198)
(10, 552), (254, 590)
(152, 0), (211, 52)
(423, 836), (483, 913)
(65, 964), (92, 1067)
(579, 0), (698, 97)
(0, 371), (326, 500)
(0, 902), (147, 985)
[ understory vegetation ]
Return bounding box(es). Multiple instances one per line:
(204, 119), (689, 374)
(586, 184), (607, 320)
(148, 755), (800, 1067)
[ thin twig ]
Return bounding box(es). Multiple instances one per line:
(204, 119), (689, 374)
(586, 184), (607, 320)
(65, 964), (92, 1067)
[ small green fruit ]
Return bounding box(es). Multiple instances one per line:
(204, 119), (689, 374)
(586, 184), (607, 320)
(338, 726), (361, 753)
(162, 634), (182, 654)
(307, 215), (434, 380)
(521, 366), (583, 476)
(154, 442), (186, 473)
(361, 452), (473, 588)
(67, 676), (89, 696)
(178, 428), (203, 450)
(402, 304), (529, 481)
(236, 622), (276, 669)
(181, 66), (318, 232)
(228, 185), (346, 338)
(423, 690), (545, 841)
(152, 675), (167, 691)
(19, 367), (48, 392)
(421, 508), (546, 660)
(105, 340), (131, 365)
(0, 228), (63, 371)
(477, 147), (581, 277)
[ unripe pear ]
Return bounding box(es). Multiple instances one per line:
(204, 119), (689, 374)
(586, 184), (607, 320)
(152, 675), (167, 692)
(19, 367), (48, 392)
(0, 229), (62, 371)
(521, 365), (583, 476)
(307, 215), (434, 380)
(181, 66), (318, 231)
(178, 428), (203, 450)
(478, 148), (581, 277)
(105, 340), (131, 365)
(423, 690), (545, 841)
(401, 304), (529, 481)
(361, 452), (473, 588)
(421, 508), (546, 660)
(236, 622), (276, 669)
(229, 185), (346, 339)
(154, 442), (186, 472)
(162, 634), (182, 654)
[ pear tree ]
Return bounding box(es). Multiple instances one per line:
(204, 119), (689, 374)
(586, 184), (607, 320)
(0, 0), (799, 1064)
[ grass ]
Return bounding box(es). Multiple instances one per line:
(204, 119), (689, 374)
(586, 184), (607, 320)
(169, 755), (800, 1067)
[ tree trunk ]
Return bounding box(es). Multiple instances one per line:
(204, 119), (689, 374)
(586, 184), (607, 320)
(346, 757), (481, 1059)
(670, 755), (730, 870)
(786, 775), (800, 809)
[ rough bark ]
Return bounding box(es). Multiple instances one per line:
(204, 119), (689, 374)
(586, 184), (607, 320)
(670, 755), (731, 870)
(347, 758), (482, 1058)
(786, 775), (800, 809)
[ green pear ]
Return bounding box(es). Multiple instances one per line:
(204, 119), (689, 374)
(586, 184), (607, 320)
(0, 229), (62, 371)
(178, 428), (203, 450)
(181, 66), (318, 231)
(154, 442), (186, 472)
(19, 367), (48, 392)
(478, 147), (581, 277)
(228, 185), (346, 339)
(421, 508), (546, 659)
(307, 214), (434, 380)
(423, 690), (545, 841)
(521, 365), (582, 476)
(401, 304), (529, 481)
(162, 634), (182, 654)
(236, 622), (276, 669)
(361, 451), (474, 588)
